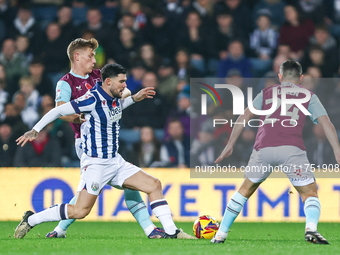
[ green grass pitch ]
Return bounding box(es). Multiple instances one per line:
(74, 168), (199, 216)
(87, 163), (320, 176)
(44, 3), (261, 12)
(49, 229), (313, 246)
(1, 222), (339, 255)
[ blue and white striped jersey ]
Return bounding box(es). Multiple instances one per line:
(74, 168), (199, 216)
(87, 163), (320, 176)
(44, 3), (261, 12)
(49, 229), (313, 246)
(70, 82), (133, 159)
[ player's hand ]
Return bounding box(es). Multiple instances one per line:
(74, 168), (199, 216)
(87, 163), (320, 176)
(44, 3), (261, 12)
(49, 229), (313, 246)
(215, 145), (233, 163)
(16, 130), (38, 147)
(132, 87), (156, 102)
(73, 113), (86, 124)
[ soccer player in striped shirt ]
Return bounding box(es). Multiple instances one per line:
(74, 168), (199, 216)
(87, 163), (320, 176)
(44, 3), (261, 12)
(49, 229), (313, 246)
(48, 38), (164, 239)
(14, 63), (195, 240)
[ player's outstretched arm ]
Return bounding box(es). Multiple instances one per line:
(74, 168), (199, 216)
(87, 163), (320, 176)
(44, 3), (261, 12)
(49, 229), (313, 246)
(131, 87), (156, 102)
(56, 101), (86, 124)
(16, 103), (77, 147)
(215, 107), (255, 163)
(317, 115), (340, 164)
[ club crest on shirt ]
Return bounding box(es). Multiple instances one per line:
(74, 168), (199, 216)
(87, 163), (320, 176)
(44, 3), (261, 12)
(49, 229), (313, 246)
(91, 182), (99, 191)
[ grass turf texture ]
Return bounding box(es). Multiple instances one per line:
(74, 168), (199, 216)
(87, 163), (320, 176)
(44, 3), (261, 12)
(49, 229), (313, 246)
(1, 222), (339, 255)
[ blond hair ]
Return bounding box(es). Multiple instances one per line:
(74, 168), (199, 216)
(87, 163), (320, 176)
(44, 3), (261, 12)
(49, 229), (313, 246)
(19, 76), (34, 88)
(67, 38), (98, 62)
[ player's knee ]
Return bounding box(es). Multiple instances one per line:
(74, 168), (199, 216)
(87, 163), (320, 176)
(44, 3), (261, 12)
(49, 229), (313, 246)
(152, 178), (162, 192)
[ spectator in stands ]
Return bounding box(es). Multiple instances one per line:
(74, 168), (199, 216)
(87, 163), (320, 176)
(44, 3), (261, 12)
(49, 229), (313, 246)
(122, 71), (169, 129)
(0, 102), (28, 138)
(99, 0), (119, 25)
(306, 66), (322, 78)
(157, 58), (179, 105)
(217, 40), (252, 78)
(117, 13), (136, 31)
(134, 43), (162, 73)
(28, 58), (54, 97)
(12, 91), (39, 129)
(252, 0), (286, 30)
(296, 0), (324, 25)
(305, 124), (337, 165)
(174, 48), (203, 82)
(278, 5), (315, 60)
(77, 7), (112, 51)
(191, 0), (215, 27)
(108, 27), (137, 70)
(71, 0), (88, 26)
(152, 119), (190, 168)
(40, 22), (69, 85)
(301, 45), (334, 77)
(0, 38), (29, 88)
(158, 0), (187, 26)
(177, 11), (209, 74)
(308, 24), (338, 74)
(0, 0), (16, 32)
(130, 126), (161, 167)
(301, 73), (318, 92)
(0, 120), (17, 166)
(18, 76), (40, 112)
(140, 11), (175, 59)
(14, 127), (62, 167)
(324, 0), (340, 38)
(56, 5), (76, 43)
(8, 4), (43, 56)
(249, 10), (278, 77)
(129, 1), (146, 30)
(215, 0), (252, 35)
(126, 61), (146, 93)
(276, 44), (293, 59)
(210, 11), (245, 61)
(15, 35), (33, 68)
(163, 85), (190, 141)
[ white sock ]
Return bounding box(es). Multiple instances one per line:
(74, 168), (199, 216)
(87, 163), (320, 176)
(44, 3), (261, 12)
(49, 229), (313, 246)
(215, 229), (228, 240)
(28, 204), (69, 227)
(150, 199), (177, 235)
(144, 224), (156, 236)
(306, 222), (317, 232)
(54, 225), (67, 234)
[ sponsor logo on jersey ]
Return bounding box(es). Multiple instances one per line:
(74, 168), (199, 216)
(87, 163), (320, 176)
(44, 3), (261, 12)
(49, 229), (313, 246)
(76, 85), (82, 91)
(107, 103), (122, 123)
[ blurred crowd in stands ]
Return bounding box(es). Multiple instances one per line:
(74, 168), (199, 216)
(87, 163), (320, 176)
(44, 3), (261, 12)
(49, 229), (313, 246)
(0, 0), (340, 168)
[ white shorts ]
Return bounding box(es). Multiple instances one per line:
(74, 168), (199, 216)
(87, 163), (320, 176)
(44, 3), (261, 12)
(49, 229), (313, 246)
(245, 146), (315, 187)
(76, 153), (141, 195)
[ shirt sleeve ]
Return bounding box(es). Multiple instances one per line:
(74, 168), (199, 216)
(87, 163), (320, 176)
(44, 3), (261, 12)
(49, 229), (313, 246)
(120, 96), (135, 110)
(33, 102), (77, 132)
(70, 93), (96, 114)
(55, 80), (72, 103)
(308, 94), (328, 124)
(252, 90), (263, 110)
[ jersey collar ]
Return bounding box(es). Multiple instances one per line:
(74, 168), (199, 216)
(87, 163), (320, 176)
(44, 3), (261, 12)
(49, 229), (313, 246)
(95, 82), (114, 101)
(70, 70), (89, 79)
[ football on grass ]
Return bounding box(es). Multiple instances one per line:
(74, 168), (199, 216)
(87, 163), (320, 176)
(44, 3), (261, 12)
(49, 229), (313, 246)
(193, 215), (219, 239)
